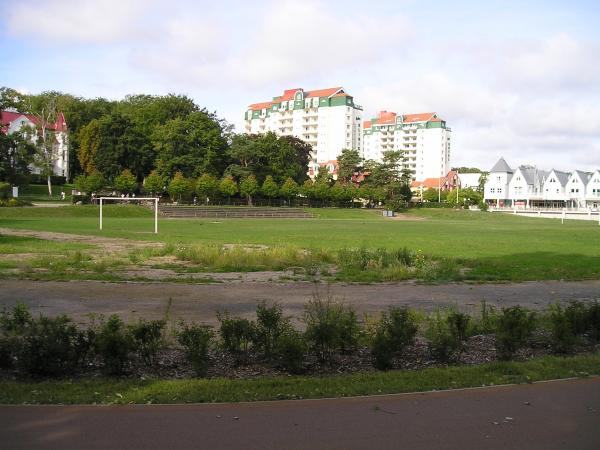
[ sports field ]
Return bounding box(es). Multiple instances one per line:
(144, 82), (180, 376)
(0, 206), (599, 282)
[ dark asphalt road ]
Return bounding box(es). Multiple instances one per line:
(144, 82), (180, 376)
(1, 378), (599, 450)
(1, 279), (599, 326)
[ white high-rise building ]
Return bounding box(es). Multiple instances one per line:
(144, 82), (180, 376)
(362, 111), (451, 181)
(244, 87), (363, 174)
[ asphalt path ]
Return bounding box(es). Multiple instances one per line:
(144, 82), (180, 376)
(1, 279), (599, 325)
(1, 378), (599, 449)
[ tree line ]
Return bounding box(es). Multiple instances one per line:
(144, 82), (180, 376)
(2, 87), (418, 208)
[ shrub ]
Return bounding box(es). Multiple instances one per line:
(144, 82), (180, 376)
(217, 312), (255, 355)
(0, 303), (32, 333)
(447, 311), (470, 342)
(254, 301), (286, 359)
(547, 304), (577, 354)
(468, 301), (499, 336)
(274, 329), (307, 374)
(0, 304), (33, 369)
(425, 309), (469, 362)
(176, 322), (213, 377)
(94, 315), (134, 374)
(17, 314), (91, 376)
(587, 301), (600, 340)
(495, 306), (536, 360)
(129, 319), (166, 365)
(564, 301), (589, 336)
(371, 307), (418, 370)
(0, 182), (11, 199)
(303, 293), (359, 362)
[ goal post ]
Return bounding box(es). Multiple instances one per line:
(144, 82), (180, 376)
(99, 197), (159, 234)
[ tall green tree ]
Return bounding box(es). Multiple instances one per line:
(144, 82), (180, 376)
(114, 169), (138, 194)
(240, 174), (259, 206)
(261, 175), (279, 204)
(280, 177), (299, 204)
(168, 171), (191, 202)
(227, 133), (311, 185)
(195, 173), (220, 203)
(0, 132), (35, 184)
(153, 110), (229, 179)
(219, 175), (237, 203)
(144, 170), (165, 196)
(336, 148), (362, 183)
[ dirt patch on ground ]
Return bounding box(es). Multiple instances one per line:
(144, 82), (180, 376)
(0, 227), (162, 257)
(385, 213), (426, 221)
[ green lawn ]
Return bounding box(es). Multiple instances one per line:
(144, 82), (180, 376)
(0, 354), (597, 405)
(16, 183), (74, 202)
(1, 205), (600, 281)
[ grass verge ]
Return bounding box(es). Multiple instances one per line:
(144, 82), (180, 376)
(1, 354), (597, 405)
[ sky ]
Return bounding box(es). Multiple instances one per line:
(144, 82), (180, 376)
(1, 0), (599, 171)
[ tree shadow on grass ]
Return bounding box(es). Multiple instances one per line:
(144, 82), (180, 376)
(463, 252), (600, 282)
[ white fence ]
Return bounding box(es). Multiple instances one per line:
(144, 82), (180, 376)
(490, 207), (600, 222)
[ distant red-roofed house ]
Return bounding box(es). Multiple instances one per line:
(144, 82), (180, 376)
(1, 110), (69, 179)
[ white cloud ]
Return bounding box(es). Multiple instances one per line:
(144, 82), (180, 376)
(6, 0), (149, 43)
(131, 0), (410, 89)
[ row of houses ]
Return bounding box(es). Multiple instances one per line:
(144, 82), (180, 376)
(484, 157), (600, 210)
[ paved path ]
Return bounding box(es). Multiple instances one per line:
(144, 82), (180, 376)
(1, 279), (599, 325)
(1, 378), (599, 449)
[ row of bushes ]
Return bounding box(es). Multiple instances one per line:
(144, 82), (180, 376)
(0, 198), (32, 207)
(1, 299), (599, 377)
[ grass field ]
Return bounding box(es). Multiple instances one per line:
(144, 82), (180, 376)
(17, 184), (74, 202)
(0, 354), (597, 404)
(1, 205), (600, 281)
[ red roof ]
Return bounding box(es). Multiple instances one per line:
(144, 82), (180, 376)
(363, 120), (372, 129)
(248, 101), (273, 111)
(306, 87), (342, 98)
(1, 110), (68, 134)
(402, 112), (437, 123)
(376, 111), (397, 124)
(248, 87), (344, 110)
(411, 178), (445, 189)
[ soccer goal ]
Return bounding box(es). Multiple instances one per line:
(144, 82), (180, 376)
(98, 197), (159, 234)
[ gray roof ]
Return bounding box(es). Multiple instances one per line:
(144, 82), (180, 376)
(552, 170), (570, 186)
(574, 170), (591, 182)
(490, 157), (512, 173)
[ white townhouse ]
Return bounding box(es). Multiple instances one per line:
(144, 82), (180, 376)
(508, 165), (548, 208)
(565, 171), (590, 209)
(0, 110), (69, 179)
(484, 157), (512, 207)
(541, 170), (570, 207)
(587, 171), (600, 209)
(244, 87), (363, 176)
(484, 157), (600, 209)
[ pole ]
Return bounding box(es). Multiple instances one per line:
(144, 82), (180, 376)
(154, 198), (158, 234)
(99, 198), (103, 230)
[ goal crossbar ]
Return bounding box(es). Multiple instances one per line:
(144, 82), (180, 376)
(98, 197), (159, 234)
